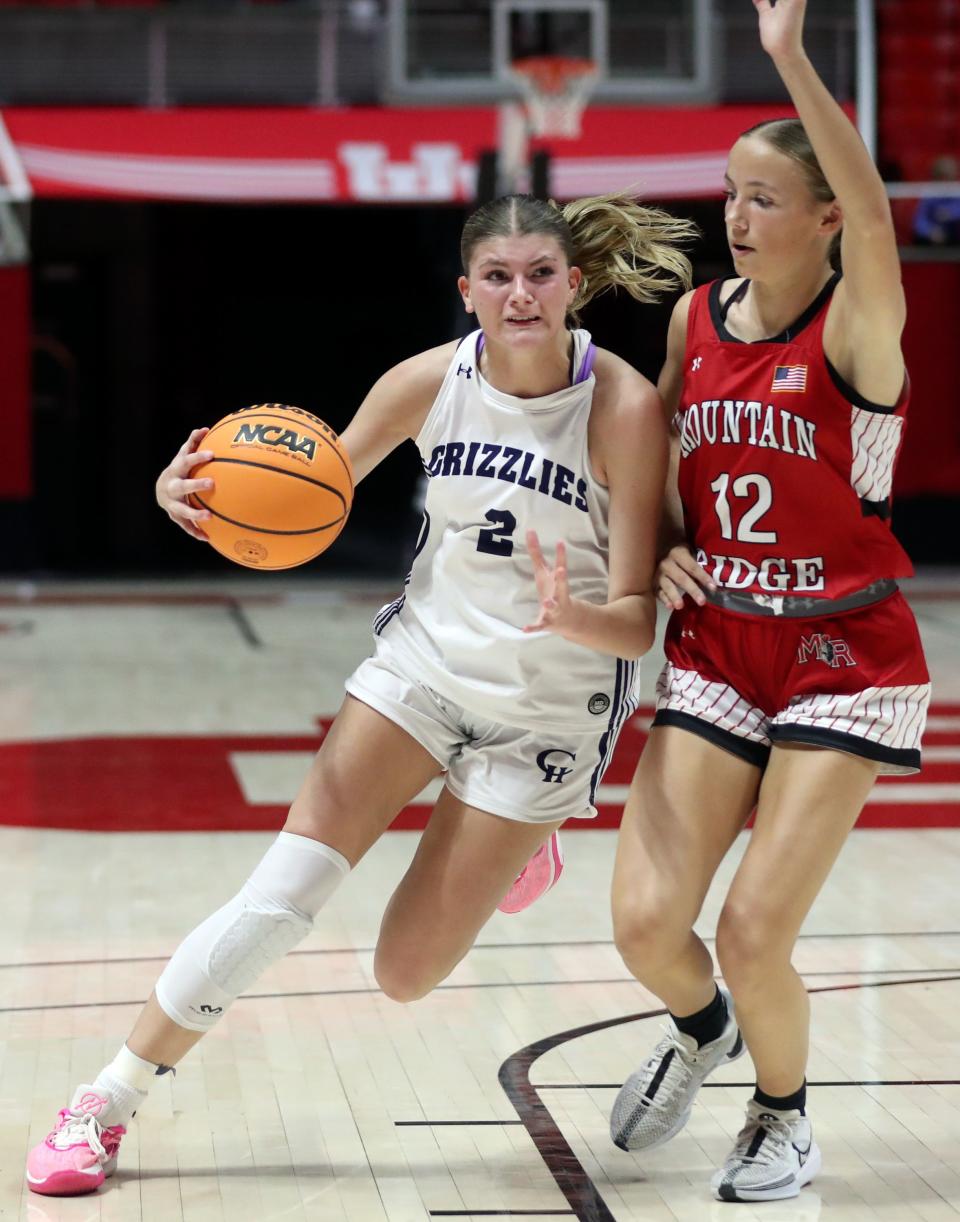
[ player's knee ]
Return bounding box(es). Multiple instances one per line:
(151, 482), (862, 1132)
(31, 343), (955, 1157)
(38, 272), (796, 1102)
(373, 945), (443, 1004)
(156, 884), (314, 1031)
(715, 899), (790, 988)
(207, 890), (312, 995)
(613, 892), (687, 972)
(155, 833), (350, 1032)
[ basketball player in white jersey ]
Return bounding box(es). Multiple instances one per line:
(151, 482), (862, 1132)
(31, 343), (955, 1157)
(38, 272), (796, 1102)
(26, 192), (698, 1197)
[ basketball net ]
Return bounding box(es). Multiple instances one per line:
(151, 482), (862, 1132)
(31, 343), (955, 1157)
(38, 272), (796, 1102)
(498, 55), (596, 194)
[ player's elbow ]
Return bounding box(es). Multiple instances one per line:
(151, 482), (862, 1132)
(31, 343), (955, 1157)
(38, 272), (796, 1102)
(621, 614), (656, 661)
(635, 628), (657, 661)
(633, 596), (658, 659)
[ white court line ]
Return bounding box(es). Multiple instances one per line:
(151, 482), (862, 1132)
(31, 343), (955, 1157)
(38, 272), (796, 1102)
(230, 753), (960, 808)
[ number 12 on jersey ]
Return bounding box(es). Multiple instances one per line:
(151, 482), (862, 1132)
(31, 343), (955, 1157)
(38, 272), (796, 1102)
(710, 472), (777, 543)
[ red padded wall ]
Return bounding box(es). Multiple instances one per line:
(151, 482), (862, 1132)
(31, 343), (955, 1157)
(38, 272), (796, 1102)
(0, 264), (31, 499)
(896, 261), (960, 498)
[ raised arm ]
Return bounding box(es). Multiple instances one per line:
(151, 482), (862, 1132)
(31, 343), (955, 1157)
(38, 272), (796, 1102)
(755, 0), (906, 399)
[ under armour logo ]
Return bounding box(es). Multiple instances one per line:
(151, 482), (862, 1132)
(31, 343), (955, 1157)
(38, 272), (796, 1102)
(199, 1004), (223, 1015)
(681, 627), (696, 639)
(691, 356), (703, 371)
(457, 363), (473, 379)
(536, 748), (576, 784)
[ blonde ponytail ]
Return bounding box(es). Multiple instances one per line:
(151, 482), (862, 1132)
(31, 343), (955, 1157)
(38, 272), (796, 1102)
(562, 193), (698, 319)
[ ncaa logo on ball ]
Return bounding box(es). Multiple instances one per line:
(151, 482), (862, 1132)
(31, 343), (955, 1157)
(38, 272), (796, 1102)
(232, 422), (317, 461)
(588, 692), (610, 715)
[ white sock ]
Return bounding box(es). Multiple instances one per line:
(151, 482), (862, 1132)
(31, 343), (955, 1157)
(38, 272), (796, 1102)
(88, 1045), (160, 1126)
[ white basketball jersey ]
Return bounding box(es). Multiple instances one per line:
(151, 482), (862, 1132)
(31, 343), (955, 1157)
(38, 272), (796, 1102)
(374, 328), (641, 733)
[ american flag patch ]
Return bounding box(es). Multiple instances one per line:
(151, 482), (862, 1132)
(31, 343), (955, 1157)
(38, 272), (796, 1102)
(772, 364), (808, 392)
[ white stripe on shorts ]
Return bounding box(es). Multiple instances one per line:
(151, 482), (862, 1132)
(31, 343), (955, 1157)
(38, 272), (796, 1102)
(656, 663), (769, 745)
(774, 683), (931, 752)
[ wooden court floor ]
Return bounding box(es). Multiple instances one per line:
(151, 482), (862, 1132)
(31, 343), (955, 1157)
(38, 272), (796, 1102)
(1, 574), (958, 1222)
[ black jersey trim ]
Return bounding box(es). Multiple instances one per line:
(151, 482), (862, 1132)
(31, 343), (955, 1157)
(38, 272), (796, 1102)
(824, 356), (903, 415)
(651, 710), (770, 768)
(708, 272), (841, 345)
(768, 723), (921, 773)
(860, 497), (892, 520)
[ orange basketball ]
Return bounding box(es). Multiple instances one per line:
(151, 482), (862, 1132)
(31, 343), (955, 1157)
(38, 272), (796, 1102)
(188, 404), (354, 570)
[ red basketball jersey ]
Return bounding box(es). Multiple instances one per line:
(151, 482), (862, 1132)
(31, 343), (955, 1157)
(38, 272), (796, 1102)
(677, 274), (914, 604)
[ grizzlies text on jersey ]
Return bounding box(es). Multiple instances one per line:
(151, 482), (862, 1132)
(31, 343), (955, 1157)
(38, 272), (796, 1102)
(374, 328), (640, 734)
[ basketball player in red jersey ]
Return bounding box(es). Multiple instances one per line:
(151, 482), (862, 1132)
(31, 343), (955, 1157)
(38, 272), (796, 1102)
(609, 0), (930, 1203)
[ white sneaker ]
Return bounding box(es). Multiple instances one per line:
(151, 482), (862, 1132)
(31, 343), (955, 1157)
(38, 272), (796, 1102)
(711, 1099), (821, 1202)
(610, 985), (744, 1152)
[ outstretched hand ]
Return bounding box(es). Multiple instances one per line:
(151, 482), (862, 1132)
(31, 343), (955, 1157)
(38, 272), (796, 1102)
(524, 530), (576, 635)
(753, 0), (806, 61)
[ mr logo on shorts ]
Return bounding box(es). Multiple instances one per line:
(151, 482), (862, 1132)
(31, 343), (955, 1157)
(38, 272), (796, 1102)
(796, 633), (857, 668)
(537, 748), (576, 784)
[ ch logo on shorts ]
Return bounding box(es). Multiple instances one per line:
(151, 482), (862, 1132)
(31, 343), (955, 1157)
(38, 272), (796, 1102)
(537, 748), (576, 784)
(588, 692), (610, 715)
(797, 633), (857, 668)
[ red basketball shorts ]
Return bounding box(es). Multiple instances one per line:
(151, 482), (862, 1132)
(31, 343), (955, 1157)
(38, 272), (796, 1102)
(653, 590), (930, 774)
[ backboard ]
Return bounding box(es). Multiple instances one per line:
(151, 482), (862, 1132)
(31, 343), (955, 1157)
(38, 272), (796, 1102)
(388, 0), (715, 104)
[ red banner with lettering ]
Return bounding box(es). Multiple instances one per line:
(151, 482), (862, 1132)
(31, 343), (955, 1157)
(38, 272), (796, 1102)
(2, 105), (807, 203)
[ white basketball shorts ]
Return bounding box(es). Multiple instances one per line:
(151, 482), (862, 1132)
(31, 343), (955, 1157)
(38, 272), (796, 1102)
(344, 644), (634, 824)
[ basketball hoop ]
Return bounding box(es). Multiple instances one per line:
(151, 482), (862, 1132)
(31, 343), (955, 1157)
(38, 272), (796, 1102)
(509, 55), (597, 140)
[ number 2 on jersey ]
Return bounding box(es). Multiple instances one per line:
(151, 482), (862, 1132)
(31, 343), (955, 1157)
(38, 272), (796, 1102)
(477, 509), (517, 556)
(710, 472), (777, 543)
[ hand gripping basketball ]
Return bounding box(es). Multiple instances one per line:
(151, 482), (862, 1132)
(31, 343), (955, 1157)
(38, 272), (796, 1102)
(181, 405), (354, 570)
(156, 428), (216, 542)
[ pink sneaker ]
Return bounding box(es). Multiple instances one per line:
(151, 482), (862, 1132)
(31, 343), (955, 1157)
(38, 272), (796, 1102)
(498, 831), (564, 914)
(26, 1086), (126, 1196)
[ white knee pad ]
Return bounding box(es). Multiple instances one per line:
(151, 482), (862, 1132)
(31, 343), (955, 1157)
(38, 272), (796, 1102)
(155, 832), (349, 1032)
